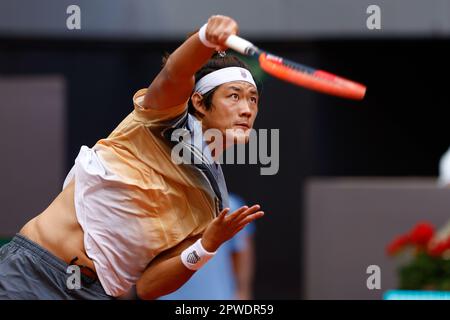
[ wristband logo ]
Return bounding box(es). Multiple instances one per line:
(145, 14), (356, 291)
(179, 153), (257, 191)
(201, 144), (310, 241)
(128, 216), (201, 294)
(187, 250), (201, 264)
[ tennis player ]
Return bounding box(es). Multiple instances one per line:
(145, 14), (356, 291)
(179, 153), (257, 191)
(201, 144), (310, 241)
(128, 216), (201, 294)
(0, 15), (263, 300)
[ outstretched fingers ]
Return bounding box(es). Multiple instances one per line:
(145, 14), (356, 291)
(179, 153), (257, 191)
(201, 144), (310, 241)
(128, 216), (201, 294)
(218, 207), (231, 220)
(238, 210), (265, 227)
(226, 205), (249, 220)
(232, 205), (261, 223)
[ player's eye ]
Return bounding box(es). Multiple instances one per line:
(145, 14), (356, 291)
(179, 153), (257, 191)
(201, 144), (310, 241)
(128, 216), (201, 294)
(229, 93), (239, 101)
(250, 97), (257, 103)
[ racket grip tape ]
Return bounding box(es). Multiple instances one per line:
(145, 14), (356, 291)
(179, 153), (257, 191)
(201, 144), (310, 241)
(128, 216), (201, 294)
(225, 35), (255, 55)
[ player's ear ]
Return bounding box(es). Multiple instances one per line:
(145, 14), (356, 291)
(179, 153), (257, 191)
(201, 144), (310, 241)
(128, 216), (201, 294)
(191, 92), (206, 118)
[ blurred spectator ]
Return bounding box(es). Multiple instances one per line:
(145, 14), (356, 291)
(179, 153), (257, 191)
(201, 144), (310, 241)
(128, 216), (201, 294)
(159, 193), (256, 300)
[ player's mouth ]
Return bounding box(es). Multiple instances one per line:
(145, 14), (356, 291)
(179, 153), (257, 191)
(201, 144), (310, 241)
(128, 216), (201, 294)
(234, 123), (250, 130)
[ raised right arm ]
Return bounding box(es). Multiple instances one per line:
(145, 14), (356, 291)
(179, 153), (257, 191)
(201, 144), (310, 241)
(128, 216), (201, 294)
(142, 15), (239, 111)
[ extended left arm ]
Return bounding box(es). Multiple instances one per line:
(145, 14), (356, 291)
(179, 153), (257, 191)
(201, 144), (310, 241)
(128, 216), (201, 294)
(135, 205), (264, 300)
(135, 236), (199, 300)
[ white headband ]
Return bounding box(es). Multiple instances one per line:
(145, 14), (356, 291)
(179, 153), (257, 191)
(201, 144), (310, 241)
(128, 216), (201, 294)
(194, 67), (256, 95)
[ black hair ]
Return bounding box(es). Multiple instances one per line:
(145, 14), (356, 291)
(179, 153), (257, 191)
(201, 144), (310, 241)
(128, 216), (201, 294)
(162, 51), (258, 116)
(188, 53), (256, 115)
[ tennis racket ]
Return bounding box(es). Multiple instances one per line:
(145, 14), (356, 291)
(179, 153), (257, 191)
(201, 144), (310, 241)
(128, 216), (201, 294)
(225, 35), (366, 100)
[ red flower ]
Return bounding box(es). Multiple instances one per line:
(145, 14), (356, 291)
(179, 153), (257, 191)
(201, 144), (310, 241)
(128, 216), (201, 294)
(428, 236), (450, 257)
(386, 234), (411, 256)
(408, 222), (434, 246)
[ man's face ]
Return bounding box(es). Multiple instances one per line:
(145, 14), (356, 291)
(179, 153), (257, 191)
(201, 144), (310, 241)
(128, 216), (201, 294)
(198, 80), (259, 146)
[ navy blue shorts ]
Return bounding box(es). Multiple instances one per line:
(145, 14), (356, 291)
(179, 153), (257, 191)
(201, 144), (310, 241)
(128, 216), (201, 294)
(0, 234), (113, 300)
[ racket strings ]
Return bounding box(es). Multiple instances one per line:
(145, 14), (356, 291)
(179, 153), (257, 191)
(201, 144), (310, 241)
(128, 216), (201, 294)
(259, 52), (366, 100)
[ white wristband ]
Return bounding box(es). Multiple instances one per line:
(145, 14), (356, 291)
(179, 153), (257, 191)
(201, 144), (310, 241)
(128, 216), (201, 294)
(181, 238), (216, 270)
(198, 23), (216, 48)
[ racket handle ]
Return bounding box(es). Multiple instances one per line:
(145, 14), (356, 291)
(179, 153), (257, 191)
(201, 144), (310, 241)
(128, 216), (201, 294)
(225, 35), (255, 55)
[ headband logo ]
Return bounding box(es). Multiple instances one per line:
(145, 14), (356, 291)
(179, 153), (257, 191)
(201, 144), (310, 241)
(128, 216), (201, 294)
(240, 70), (247, 78)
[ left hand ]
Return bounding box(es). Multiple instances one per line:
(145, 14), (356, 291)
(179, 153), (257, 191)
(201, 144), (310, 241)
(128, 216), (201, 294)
(201, 204), (264, 252)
